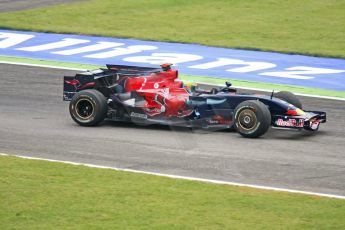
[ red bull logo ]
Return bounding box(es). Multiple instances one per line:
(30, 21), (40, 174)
(276, 118), (304, 127)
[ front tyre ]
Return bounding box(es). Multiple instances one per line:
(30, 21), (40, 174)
(69, 89), (107, 126)
(274, 91), (302, 109)
(234, 100), (271, 138)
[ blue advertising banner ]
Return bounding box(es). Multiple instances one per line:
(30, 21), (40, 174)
(1, 29), (344, 91)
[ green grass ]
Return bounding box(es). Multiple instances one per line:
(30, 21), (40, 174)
(0, 0), (344, 58)
(180, 74), (345, 99)
(0, 155), (345, 229)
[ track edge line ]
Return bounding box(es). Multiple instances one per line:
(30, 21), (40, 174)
(1, 152), (344, 200)
(1, 60), (345, 101)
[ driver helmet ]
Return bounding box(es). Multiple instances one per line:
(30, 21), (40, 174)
(183, 80), (198, 92)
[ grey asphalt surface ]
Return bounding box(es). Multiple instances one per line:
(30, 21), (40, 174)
(1, 64), (345, 196)
(0, 0), (81, 12)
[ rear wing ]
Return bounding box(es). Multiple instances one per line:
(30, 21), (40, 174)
(63, 73), (95, 101)
(106, 64), (161, 73)
(63, 64), (167, 101)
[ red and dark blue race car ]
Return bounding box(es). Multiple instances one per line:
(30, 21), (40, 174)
(63, 64), (326, 138)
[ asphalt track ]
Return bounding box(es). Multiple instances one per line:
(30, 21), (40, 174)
(1, 64), (345, 196)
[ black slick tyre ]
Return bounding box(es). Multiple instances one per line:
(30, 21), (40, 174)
(234, 100), (271, 138)
(274, 91), (302, 109)
(69, 89), (107, 126)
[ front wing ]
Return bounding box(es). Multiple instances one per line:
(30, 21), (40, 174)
(272, 111), (326, 131)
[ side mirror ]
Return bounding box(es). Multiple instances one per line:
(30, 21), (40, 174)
(225, 81), (232, 87)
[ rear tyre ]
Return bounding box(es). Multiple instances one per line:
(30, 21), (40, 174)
(234, 100), (271, 138)
(274, 91), (302, 109)
(69, 89), (107, 126)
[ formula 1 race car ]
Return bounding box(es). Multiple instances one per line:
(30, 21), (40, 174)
(63, 64), (326, 138)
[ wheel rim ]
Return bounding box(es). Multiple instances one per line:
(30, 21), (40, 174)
(75, 98), (94, 120)
(237, 109), (257, 131)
